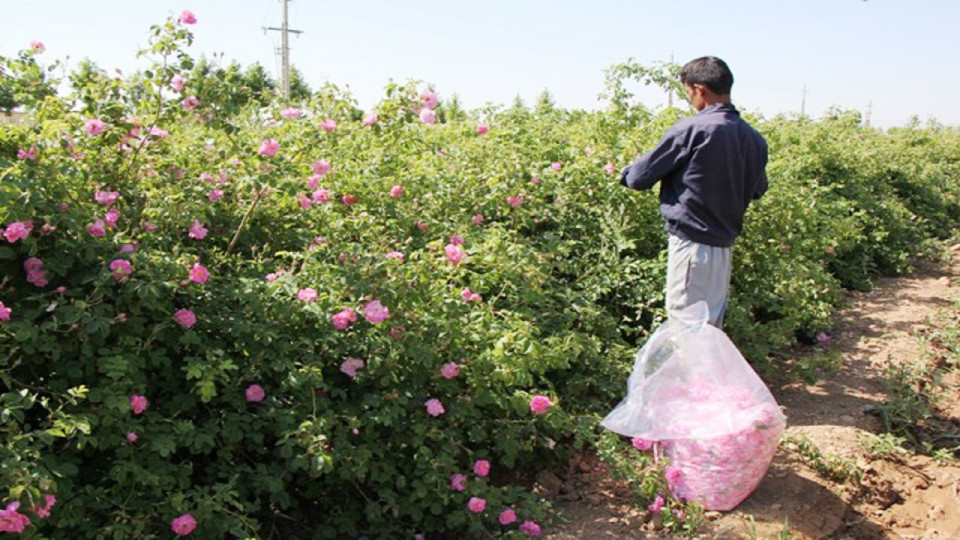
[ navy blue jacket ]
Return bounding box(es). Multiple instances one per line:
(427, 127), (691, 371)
(620, 103), (768, 247)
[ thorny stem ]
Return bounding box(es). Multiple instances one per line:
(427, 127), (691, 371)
(226, 184), (268, 254)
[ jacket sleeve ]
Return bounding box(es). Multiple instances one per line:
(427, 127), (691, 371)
(620, 124), (690, 191)
(752, 137), (769, 200)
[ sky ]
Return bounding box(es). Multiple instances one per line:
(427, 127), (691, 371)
(2, 0), (957, 128)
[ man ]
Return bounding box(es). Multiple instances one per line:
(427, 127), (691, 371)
(620, 56), (768, 327)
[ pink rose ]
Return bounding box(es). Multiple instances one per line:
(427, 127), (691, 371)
(245, 384), (265, 403)
(189, 264), (209, 284)
(0, 502), (30, 533)
(425, 398), (445, 417)
(87, 220), (106, 237)
(320, 118), (337, 132)
(126, 432), (139, 443)
(449, 473), (467, 492)
(476, 124), (488, 135)
(416, 221), (428, 231)
(530, 395), (552, 414)
(389, 185), (403, 198)
(17, 146), (37, 160)
(460, 288), (482, 303)
(499, 509), (517, 525)
(473, 459), (490, 477)
(312, 189), (330, 203)
(647, 494), (665, 514)
(530, 177), (541, 185)
(280, 107), (301, 119)
(208, 188), (224, 202)
(419, 108), (437, 125)
(30, 41), (45, 52)
(130, 395), (148, 415)
(362, 300), (390, 324)
(109, 259), (132, 280)
(84, 118), (106, 135)
(340, 357), (365, 379)
(665, 466), (683, 484)
(385, 251), (405, 261)
(149, 126), (169, 138)
(507, 195), (522, 208)
(171, 513), (197, 536)
(181, 95), (200, 110)
(188, 220), (207, 240)
(449, 234), (464, 246)
(179, 10), (197, 25)
(312, 160), (331, 176)
(631, 437), (653, 451)
(174, 309), (197, 328)
(472, 214), (485, 225)
(440, 362), (460, 379)
(332, 308), (358, 330)
(341, 194), (357, 206)
(420, 90), (439, 109)
(0, 301), (12, 322)
(519, 520), (542, 537)
(604, 162), (617, 174)
(170, 74), (186, 92)
(467, 497), (486, 513)
(551, 161), (562, 171)
(143, 221), (158, 232)
(3, 221), (30, 243)
(297, 288), (318, 302)
(363, 111), (378, 125)
(258, 138), (279, 156)
(297, 194), (313, 209)
(104, 208), (120, 227)
(444, 244), (464, 266)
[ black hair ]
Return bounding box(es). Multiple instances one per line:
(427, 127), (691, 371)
(680, 57), (734, 95)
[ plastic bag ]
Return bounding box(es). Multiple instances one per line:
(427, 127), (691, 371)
(601, 301), (786, 511)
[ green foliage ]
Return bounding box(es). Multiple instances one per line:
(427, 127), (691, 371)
(2, 15), (960, 538)
(782, 434), (863, 484)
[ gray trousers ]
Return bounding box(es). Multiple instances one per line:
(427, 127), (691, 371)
(666, 234), (732, 328)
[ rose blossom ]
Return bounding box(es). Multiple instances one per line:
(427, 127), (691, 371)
(312, 188), (330, 203)
(467, 497), (486, 513)
(341, 194), (357, 205)
(188, 220), (207, 240)
(363, 111), (378, 125)
(476, 124), (488, 135)
(0, 502), (30, 533)
(87, 219), (106, 237)
(84, 118), (106, 135)
(647, 494), (665, 514)
(424, 398), (445, 417)
(461, 288), (481, 303)
(189, 264), (209, 284)
(440, 362), (460, 379)
(171, 513), (197, 536)
(507, 195), (522, 208)
(245, 384), (265, 403)
(30, 41), (45, 52)
(17, 147), (37, 160)
(332, 307), (358, 330)
(419, 108), (437, 125)
(473, 459), (490, 477)
(449, 234), (464, 246)
(109, 259), (132, 280)
(258, 138), (279, 156)
(280, 107), (300, 119)
(312, 160), (331, 175)
(340, 357), (365, 379)
(126, 432), (139, 443)
(320, 118), (337, 132)
(179, 10), (197, 25)
(444, 243), (464, 266)
(0, 302), (12, 322)
(519, 520), (542, 537)
(530, 395), (552, 414)
(362, 300), (390, 324)
(130, 395), (148, 415)
(551, 161), (562, 171)
(389, 185), (403, 198)
(499, 509), (517, 525)
(631, 437), (654, 451)
(208, 188), (224, 202)
(173, 309), (197, 328)
(472, 214), (485, 225)
(604, 162), (618, 174)
(104, 208), (120, 227)
(181, 95), (200, 110)
(420, 90), (439, 109)
(297, 288), (318, 302)
(449, 473), (467, 492)
(170, 74), (186, 92)
(3, 221), (30, 243)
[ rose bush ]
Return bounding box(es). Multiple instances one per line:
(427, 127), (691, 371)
(3, 15), (960, 538)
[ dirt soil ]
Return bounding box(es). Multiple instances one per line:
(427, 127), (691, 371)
(544, 249), (960, 540)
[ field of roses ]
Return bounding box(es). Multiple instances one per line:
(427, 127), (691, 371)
(3, 11), (960, 539)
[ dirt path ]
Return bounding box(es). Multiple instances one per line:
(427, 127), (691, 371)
(546, 249), (960, 539)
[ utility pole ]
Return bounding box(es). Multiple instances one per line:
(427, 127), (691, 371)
(264, 0), (303, 99)
(865, 100), (873, 127)
(800, 84), (807, 118)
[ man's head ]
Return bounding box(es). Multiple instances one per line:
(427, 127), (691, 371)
(680, 57), (733, 111)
